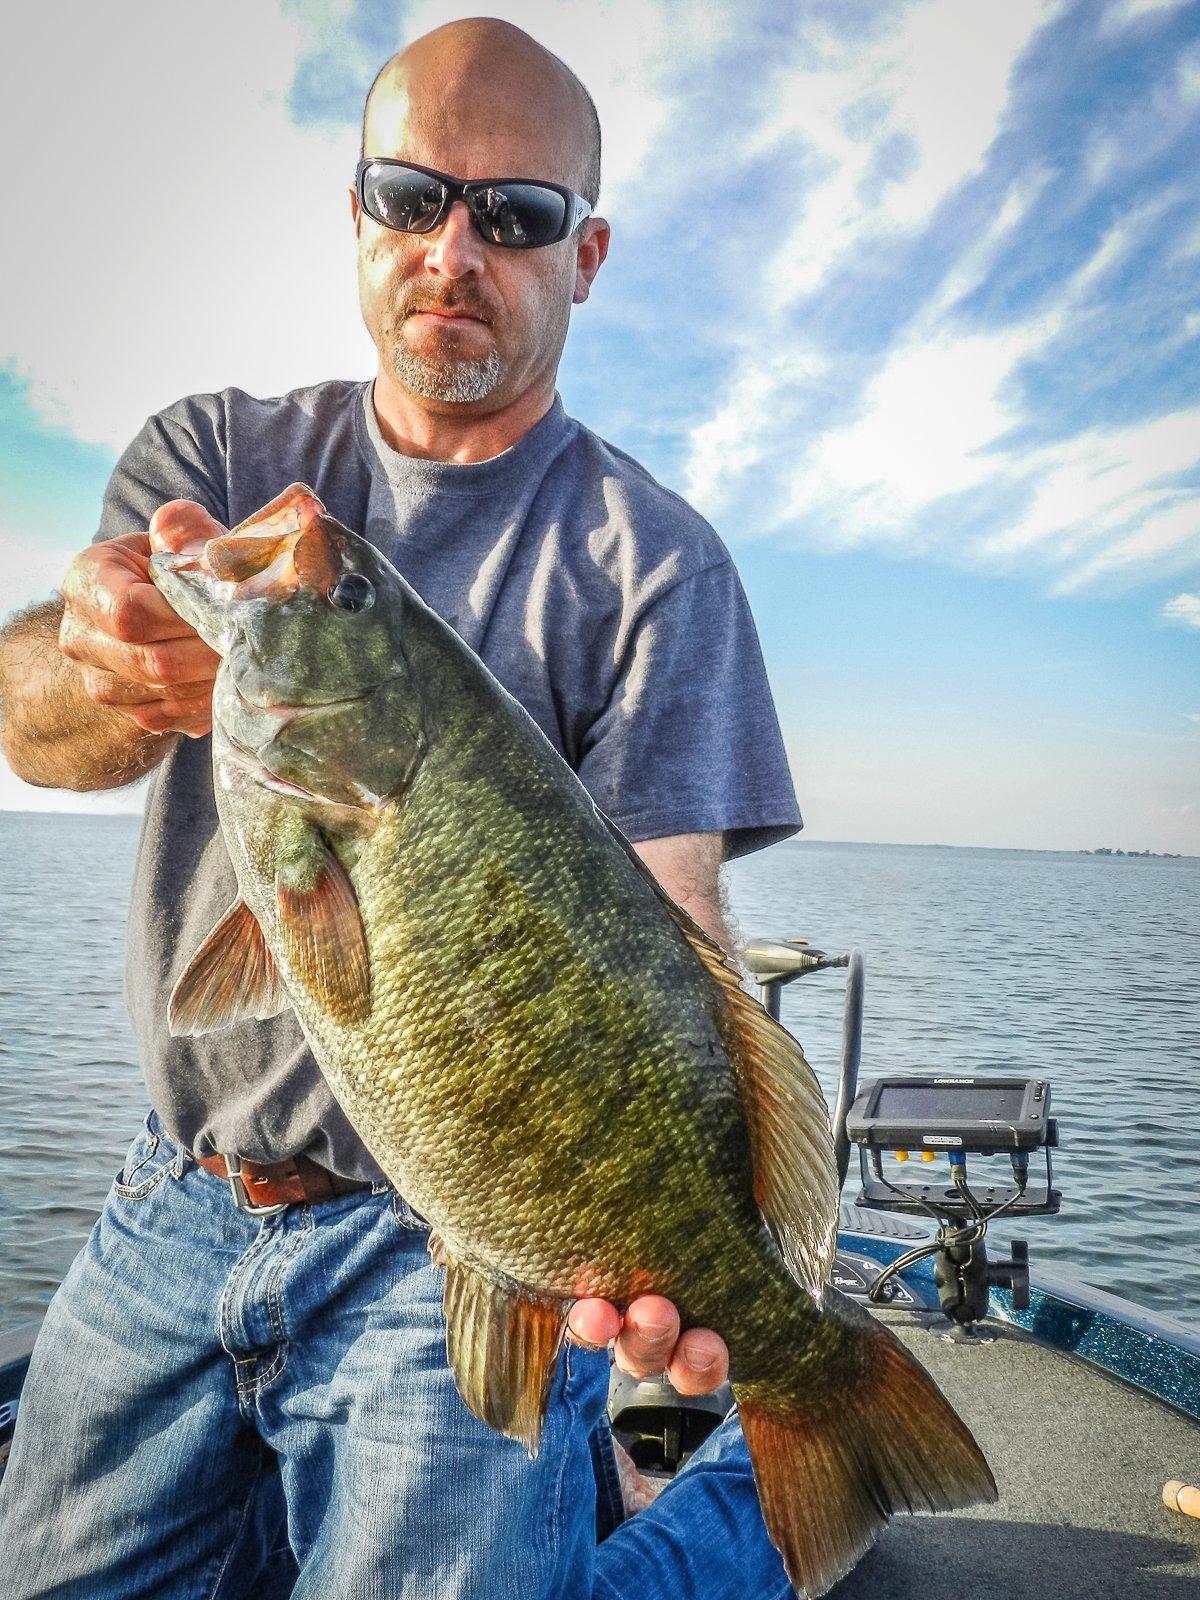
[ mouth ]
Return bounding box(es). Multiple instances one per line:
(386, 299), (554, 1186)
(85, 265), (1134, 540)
(404, 300), (492, 328)
(410, 311), (486, 329)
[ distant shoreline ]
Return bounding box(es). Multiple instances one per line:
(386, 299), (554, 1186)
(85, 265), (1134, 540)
(1, 809), (1194, 860)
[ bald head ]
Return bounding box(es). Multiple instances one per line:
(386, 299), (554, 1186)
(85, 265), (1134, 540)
(362, 18), (601, 205)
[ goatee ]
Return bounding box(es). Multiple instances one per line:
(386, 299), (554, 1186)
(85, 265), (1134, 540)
(392, 346), (503, 403)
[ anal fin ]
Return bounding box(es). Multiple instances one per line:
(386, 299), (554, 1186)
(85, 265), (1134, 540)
(168, 898), (290, 1037)
(442, 1257), (568, 1455)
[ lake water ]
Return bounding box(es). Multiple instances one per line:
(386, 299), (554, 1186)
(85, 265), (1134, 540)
(1, 812), (1197, 1335)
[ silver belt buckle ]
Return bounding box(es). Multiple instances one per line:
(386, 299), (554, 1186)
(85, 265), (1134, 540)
(224, 1154), (290, 1216)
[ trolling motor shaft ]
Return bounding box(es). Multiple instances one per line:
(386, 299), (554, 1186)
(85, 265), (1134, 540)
(746, 940), (864, 1190)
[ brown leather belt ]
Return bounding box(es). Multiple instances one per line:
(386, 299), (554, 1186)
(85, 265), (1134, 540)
(195, 1151), (374, 1214)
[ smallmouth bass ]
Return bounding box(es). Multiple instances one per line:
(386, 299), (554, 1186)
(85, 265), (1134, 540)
(150, 484), (995, 1596)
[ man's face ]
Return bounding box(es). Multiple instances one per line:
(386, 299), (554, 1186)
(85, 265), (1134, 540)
(353, 64), (601, 416)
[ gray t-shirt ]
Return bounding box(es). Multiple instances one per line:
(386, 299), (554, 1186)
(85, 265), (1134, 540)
(98, 380), (802, 1179)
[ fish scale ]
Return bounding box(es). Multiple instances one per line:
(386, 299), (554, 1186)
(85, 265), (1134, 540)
(152, 483), (997, 1597)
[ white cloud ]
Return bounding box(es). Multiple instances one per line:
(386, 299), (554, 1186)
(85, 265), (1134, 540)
(685, 99), (1200, 591)
(683, 351), (825, 511)
(1103, 0), (1191, 29)
(750, 0), (1056, 308)
(695, 208), (1142, 544)
(0, 0), (374, 451)
(784, 320), (1050, 539)
(1052, 490), (1200, 591)
(682, 0), (1064, 520)
(0, 528), (77, 624)
(1164, 592), (1200, 625)
(989, 406), (1200, 557)
(393, 0), (730, 209)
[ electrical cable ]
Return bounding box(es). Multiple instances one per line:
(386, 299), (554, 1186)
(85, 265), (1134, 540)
(866, 1158), (1029, 1306)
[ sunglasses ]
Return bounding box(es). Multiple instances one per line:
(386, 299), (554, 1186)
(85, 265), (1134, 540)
(356, 158), (594, 250)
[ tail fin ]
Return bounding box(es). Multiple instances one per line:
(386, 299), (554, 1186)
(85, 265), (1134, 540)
(734, 1299), (997, 1597)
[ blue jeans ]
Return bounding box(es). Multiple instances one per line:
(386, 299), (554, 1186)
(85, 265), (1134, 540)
(0, 1114), (791, 1599)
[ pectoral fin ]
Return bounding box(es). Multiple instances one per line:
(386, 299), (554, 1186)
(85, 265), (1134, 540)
(442, 1257), (568, 1455)
(168, 898), (290, 1037)
(275, 835), (370, 1026)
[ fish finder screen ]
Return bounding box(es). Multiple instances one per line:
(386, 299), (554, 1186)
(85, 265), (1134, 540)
(875, 1082), (1026, 1124)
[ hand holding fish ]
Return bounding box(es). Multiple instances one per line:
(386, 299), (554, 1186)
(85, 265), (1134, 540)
(568, 1294), (729, 1396)
(59, 503), (221, 738)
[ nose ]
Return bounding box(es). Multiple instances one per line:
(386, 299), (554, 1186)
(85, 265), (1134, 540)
(422, 198), (487, 279)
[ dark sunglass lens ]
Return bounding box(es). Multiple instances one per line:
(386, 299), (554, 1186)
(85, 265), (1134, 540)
(471, 183), (567, 247)
(362, 164), (446, 233)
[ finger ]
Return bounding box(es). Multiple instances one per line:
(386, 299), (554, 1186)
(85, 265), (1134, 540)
(666, 1328), (729, 1397)
(566, 1299), (621, 1351)
(149, 499), (227, 555)
(62, 615), (219, 687)
(62, 545), (198, 644)
(123, 698), (213, 737)
(80, 670), (216, 709)
(613, 1296), (680, 1380)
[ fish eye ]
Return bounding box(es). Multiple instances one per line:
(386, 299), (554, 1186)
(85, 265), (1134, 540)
(328, 573), (375, 613)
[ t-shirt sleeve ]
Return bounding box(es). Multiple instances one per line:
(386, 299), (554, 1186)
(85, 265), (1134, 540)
(575, 560), (802, 859)
(95, 397), (229, 542)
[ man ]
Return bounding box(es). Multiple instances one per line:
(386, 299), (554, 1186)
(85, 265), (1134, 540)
(0, 19), (800, 1598)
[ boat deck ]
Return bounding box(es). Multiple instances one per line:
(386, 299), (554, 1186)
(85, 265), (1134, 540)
(833, 1306), (1200, 1599)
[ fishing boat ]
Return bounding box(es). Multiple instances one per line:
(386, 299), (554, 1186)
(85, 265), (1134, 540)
(610, 940), (1200, 1595)
(2, 939), (1198, 1596)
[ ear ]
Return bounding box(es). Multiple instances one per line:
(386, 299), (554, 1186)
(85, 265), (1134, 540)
(573, 217), (611, 305)
(350, 185), (362, 236)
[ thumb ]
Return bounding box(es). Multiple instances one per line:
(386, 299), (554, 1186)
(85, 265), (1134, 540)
(149, 499), (227, 556)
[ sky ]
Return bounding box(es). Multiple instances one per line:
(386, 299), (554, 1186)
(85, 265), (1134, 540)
(0, 0), (1197, 851)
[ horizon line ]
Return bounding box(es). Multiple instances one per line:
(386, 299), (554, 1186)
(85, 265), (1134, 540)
(0, 808), (1192, 860)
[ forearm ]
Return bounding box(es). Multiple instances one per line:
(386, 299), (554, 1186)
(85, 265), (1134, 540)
(685, 876), (739, 957)
(632, 832), (738, 956)
(0, 601), (169, 791)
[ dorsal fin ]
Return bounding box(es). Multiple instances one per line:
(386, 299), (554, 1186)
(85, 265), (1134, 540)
(597, 810), (838, 1298)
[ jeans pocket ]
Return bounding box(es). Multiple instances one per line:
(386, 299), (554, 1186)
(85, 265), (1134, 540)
(114, 1110), (180, 1201)
(390, 1189), (432, 1233)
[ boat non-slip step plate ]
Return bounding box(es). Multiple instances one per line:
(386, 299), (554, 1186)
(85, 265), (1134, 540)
(830, 1308), (1200, 1599)
(838, 1201), (928, 1240)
